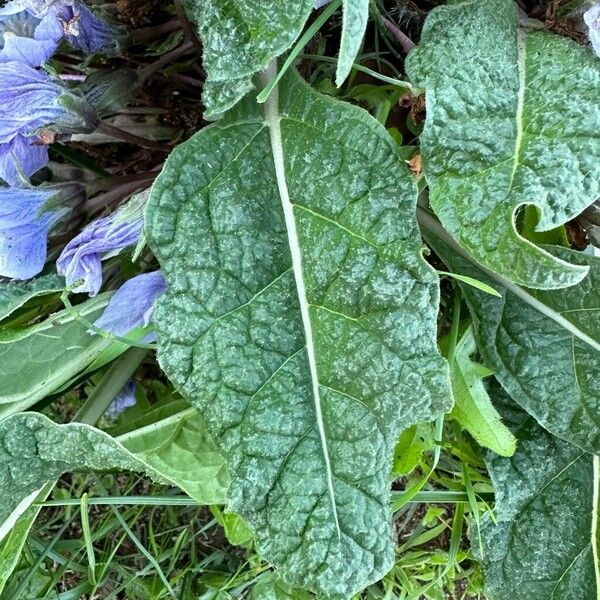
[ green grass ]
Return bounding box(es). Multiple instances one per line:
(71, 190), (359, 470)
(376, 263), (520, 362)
(2, 415), (490, 599)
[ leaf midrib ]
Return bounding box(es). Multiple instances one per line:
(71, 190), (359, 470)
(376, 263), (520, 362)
(418, 207), (600, 354)
(261, 61), (341, 539)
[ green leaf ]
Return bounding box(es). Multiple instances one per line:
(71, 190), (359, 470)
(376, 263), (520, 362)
(252, 574), (312, 600)
(0, 273), (63, 323)
(182, 0), (370, 118)
(146, 69), (451, 597)
(426, 226), (600, 453)
(406, 0), (600, 289)
(118, 408), (229, 505)
(182, 0), (313, 118)
(392, 423), (435, 477)
(449, 327), (516, 457)
(0, 410), (228, 545)
(0, 486), (49, 596)
(210, 506), (253, 547)
(337, 0), (369, 86)
(480, 383), (599, 599)
(0, 297), (118, 417)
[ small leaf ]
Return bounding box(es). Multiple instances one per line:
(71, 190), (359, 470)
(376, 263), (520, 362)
(181, 0), (314, 118)
(407, 0), (600, 289)
(118, 408), (229, 505)
(449, 327), (516, 457)
(392, 423), (435, 476)
(337, 0), (369, 86)
(146, 70), (451, 597)
(210, 506), (253, 547)
(429, 232), (600, 453)
(480, 383), (599, 599)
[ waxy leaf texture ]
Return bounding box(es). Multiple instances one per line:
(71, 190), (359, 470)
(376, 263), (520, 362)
(146, 71), (451, 597)
(407, 0), (600, 289)
(429, 231), (600, 454)
(480, 384), (600, 599)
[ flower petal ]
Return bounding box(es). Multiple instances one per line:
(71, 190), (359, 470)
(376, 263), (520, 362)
(57, 216), (143, 296)
(93, 271), (166, 338)
(0, 134), (48, 185)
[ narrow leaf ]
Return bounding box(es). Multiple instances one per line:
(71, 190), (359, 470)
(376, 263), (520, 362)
(336, 0), (369, 85)
(450, 327), (516, 457)
(407, 0), (600, 289)
(146, 69), (451, 597)
(428, 230), (600, 453)
(480, 383), (599, 599)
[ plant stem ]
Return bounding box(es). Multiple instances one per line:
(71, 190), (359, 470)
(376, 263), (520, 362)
(174, 0), (203, 52)
(74, 347), (148, 425)
(381, 17), (416, 53)
(138, 40), (195, 81)
(131, 19), (180, 43)
(96, 122), (169, 151)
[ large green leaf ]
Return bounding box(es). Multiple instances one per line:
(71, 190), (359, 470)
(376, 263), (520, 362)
(182, 0), (370, 118)
(182, 0), (314, 118)
(480, 383), (599, 599)
(406, 0), (600, 289)
(425, 218), (600, 453)
(0, 273), (63, 323)
(0, 409), (228, 546)
(146, 70), (451, 597)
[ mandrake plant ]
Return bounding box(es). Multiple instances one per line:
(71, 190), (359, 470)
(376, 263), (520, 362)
(0, 0), (600, 598)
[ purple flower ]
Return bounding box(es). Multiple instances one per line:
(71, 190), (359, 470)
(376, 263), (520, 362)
(0, 0), (121, 54)
(106, 380), (137, 417)
(0, 133), (48, 185)
(0, 184), (80, 279)
(93, 271), (166, 341)
(585, 3), (600, 57)
(0, 10), (58, 67)
(57, 215), (143, 296)
(52, 1), (120, 54)
(0, 60), (97, 145)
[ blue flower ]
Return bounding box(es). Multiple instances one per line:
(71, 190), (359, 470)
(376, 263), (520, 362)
(57, 214), (143, 296)
(0, 0), (121, 54)
(93, 271), (166, 341)
(0, 133), (48, 185)
(52, 1), (121, 54)
(0, 184), (80, 279)
(0, 60), (97, 145)
(95, 271), (167, 342)
(585, 3), (600, 58)
(0, 10), (58, 67)
(106, 380), (137, 418)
